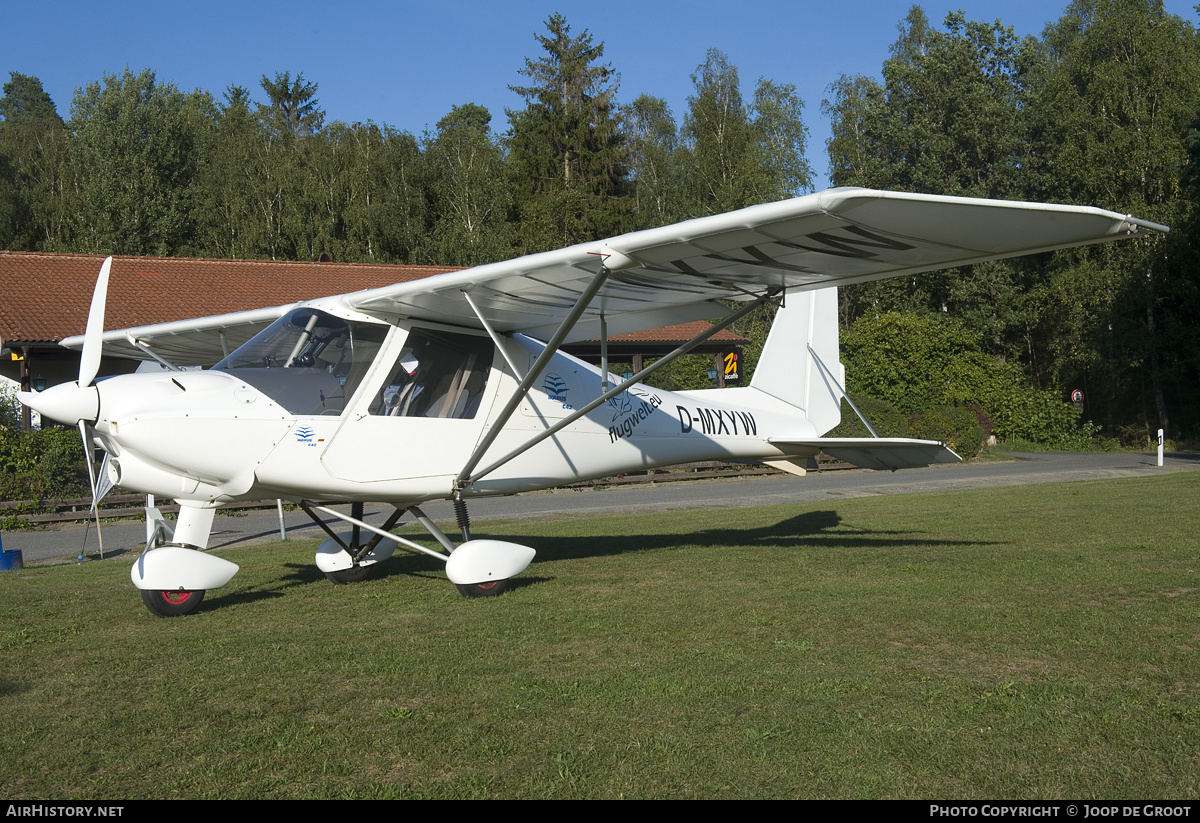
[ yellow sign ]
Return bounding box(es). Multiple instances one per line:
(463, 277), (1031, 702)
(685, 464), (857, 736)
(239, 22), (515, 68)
(723, 351), (740, 382)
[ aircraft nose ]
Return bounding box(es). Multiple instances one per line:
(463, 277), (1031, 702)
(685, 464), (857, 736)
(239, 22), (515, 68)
(17, 383), (99, 426)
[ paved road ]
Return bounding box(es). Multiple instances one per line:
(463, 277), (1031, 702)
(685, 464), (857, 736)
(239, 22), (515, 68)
(4, 451), (1197, 566)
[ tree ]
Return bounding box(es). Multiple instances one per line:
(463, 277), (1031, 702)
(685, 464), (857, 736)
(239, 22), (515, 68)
(822, 74), (891, 190)
(1029, 0), (1200, 440)
(824, 7), (1043, 362)
(194, 85), (261, 258)
(751, 79), (813, 200)
(506, 13), (630, 249)
(258, 71), (324, 140)
(0, 72), (60, 123)
(678, 49), (812, 216)
(625, 94), (680, 226)
(825, 6), (1035, 198)
(56, 68), (215, 255)
(679, 49), (758, 214)
(0, 73), (64, 249)
(419, 104), (512, 265)
(373, 125), (429, 263)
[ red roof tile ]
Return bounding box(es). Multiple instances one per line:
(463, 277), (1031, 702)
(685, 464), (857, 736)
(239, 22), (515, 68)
(599, 320), (746, 344)
(0, 251), (745, 347)
(0, 251), (457, 345)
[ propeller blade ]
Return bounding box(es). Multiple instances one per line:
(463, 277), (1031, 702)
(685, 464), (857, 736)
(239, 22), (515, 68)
(78, 256), (112, 388)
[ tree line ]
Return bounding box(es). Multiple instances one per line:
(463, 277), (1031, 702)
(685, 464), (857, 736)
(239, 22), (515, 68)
(0, 13), (810, 266)
(825, 1), (1200, 446)
(2, 1), (1198, 447)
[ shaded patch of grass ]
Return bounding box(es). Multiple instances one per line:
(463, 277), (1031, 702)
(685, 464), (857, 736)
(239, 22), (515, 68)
(1, 473), (1198, 798)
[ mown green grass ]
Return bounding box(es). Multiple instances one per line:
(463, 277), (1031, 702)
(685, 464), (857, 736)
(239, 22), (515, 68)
(2, 473), (1198, 799)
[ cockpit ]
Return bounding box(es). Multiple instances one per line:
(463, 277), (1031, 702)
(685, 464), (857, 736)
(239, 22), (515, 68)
(213, 308), (389, 415)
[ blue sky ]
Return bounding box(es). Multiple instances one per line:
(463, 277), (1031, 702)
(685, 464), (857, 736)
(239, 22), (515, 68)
(7, 1), (1198, 188)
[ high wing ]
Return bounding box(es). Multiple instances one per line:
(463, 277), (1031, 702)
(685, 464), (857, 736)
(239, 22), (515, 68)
(65, 188), (1167, 360)
(344, 188), (1167, 342)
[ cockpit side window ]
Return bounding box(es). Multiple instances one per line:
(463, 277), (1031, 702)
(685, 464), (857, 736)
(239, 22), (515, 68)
(369, 328), (494, 419)
(214, 309), (390, 415)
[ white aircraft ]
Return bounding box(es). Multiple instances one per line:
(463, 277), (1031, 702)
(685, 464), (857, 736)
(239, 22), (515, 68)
(18, 188), (1166, 616)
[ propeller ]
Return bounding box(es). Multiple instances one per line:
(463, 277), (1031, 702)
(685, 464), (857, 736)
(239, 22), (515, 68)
(15, 256), (110, 426)
(78, 258), (113, 555)
(16, 257), (114, 556)
(79, 419), (105, 559)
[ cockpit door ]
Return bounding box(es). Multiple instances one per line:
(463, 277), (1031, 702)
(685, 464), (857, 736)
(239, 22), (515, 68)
(320, 326), (498, 484)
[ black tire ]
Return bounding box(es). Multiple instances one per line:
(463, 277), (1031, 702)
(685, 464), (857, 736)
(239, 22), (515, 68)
(324, 564), (373, 585)
(141, 589), (206, 617)
(455, 579), (509, 598)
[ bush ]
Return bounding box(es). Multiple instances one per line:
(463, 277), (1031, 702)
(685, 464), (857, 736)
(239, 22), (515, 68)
(831, 396), (986, 458)
(907, 404), (986, 457)
(829, 395), (910, 438)
(843, 311), (1100, 448)
(0, 425), (89, 501)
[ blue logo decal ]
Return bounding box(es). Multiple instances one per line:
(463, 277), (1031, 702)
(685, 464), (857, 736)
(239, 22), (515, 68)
(541, 372), (568, 399)
(541, 372), (573, 408)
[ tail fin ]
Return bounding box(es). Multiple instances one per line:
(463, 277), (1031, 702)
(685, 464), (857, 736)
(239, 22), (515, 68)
(750, 287), (844, 435)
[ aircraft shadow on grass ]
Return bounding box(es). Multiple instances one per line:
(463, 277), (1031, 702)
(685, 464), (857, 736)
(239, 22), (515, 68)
(199, 508), (1002, 612)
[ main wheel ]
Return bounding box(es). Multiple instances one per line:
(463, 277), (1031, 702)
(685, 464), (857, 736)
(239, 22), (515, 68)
(455, 579), (509, 598)
(324, 564), (373, 585)
(141, 588), (206, 617)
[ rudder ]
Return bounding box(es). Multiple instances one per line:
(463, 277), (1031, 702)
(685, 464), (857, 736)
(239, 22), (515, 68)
(750, 287), (843, 435)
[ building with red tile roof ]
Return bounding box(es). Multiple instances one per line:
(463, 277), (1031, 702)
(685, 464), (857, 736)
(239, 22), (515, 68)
(1, 251), (746, 426)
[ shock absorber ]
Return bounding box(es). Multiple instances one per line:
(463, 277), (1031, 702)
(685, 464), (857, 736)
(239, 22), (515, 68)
(453, 494), (471, 543)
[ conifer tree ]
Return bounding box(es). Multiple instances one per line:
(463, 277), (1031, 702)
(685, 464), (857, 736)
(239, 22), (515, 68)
(506, 13), (630, 250)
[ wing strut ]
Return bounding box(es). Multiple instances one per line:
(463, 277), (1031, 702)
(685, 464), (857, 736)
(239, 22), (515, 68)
(599, 314), (609, 393)
(454, 264), (612, 489)
(459, 287), (782, 490)
(124, 335), (182, 372)
(462, 290), (525, 380)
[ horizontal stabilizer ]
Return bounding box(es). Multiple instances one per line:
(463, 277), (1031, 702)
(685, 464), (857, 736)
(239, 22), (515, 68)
(769, 437), (962, 471)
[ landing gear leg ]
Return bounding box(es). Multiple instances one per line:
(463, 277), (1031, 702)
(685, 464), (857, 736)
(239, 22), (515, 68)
(302, 500), (534, 598)
(443, 498), (525, 599)
(135, 503), (226, 618)
(414, 501), (511, 598)
(323, 501), (374, 584)
(308, 502), (404, 584)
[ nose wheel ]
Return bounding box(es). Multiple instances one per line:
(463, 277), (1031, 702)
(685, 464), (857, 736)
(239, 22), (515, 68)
(455, 579), (509, 598)
(141, 588), (206, 617)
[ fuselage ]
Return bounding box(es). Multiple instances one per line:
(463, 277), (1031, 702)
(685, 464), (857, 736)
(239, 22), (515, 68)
(76, 300), (819, 507)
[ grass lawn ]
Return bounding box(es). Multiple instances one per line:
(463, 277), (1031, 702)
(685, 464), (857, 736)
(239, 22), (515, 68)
(1, 472), (1198, 799)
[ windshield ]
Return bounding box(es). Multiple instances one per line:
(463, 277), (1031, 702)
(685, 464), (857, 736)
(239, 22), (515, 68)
(214, 308), (389, 415)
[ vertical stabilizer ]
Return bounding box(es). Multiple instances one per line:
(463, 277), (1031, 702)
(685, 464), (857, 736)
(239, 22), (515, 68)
(750, 287), (843, 435)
